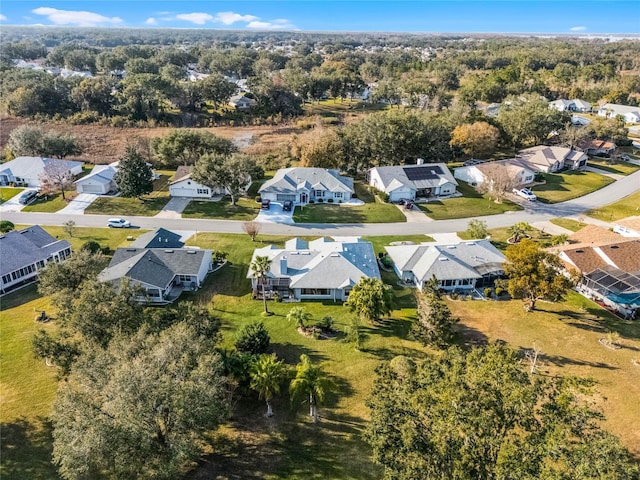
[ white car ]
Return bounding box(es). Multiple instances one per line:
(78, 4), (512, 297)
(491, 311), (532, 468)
(107, 218), (131, 228)
(513, 188), (537, 201)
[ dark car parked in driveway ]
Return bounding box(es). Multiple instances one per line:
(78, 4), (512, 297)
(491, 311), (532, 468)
(283, 200), (293, 211)
(261, 199), (271, 210)
(18, 190), (38, 205)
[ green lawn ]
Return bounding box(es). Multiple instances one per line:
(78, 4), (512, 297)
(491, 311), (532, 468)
(0, 187), (24, 203)
(588, 159), (640, 176)
(21, 191), (75, 213)
(15, 225), (146, 253)
(531, 170), (614, 204)
(293, 201), (406, 224)
(549, 218), (588, 232)
(182, 197), (260, 220)
(417, 181), (522, 220)
(85, 174), (172, 216)
(586, 190), (640, 222)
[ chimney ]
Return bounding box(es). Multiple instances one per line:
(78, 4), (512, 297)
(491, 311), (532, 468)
(417, 158), (424, 165)
(280, 256), (287, 275)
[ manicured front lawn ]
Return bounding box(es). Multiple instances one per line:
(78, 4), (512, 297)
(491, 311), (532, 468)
(531, 170), (614, 204)
(182, 197), (260, 220)
(293, 201), (406, 223)
(417, 181), (521, 220)
(586, 190), (640, 222)
(549, 218), (588, 232)
(22, 191), (76, 213)
(85, 174), (172, 216)
(588, 159), (640, 176)
(0, 187), (23, 203)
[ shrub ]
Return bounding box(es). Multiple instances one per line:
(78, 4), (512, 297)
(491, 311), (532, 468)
(484, 287), (493, 298)
(317, 198), (324, 203)
(0, 220), (15, 233)
(234, 321), (270, 355)
(466, 219), (488, 239)
(317, 315), (334, 331)
(327, 198), (334, 203)
(449, 292), (459, 300)
(80, 241), (102, 254)
(255, 195), (262, 203)
(379, 192), (390, 203)
(495, 287), (504, 297)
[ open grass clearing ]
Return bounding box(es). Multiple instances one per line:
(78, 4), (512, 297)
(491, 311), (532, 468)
(549, 218), (588, 232)
(417, 181), (521, 220)
(293, 201), (406, 224)
(182, 197), (260, 220)
(531, 170), (614, 204)
(586, 190), (640, 222)
(457, 225), (552, 251)
(588, 158), (640, 176)
(0, 187), (24, 203)
(84, 174), (172, 216)
(450, 291), (640, 456)
(21, 191), (77, 213)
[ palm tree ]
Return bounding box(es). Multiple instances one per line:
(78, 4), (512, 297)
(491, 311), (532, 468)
(289, 354), (335, 423)
(286, 306), (312, 330)
(250, 255), (272, 315)
(508, 222), (531, 243)
(249, 354), (288, 417)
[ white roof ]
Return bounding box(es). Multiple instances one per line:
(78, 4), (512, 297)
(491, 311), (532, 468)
(0, 156), (82, 180)
(259, 168), (354, 195)
(75, 162), (118, 185)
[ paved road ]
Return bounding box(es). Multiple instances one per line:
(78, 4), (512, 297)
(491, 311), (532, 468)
(2, 169), (638, 237)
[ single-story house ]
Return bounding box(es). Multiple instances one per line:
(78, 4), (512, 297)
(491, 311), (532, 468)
(1, 225), (72, 294)
(0, 157), (83, 188)
(571, 114), (591, 126)
(454, 160), (536, 187)
(247, 237), (380, 301)
(367, 161), (458, 202)
(385, 240), (506, 291)
(75, 162), (118, 194)
(549, 98), (591, 113)
(598, 103), (640, 123)
(572, 99), (592, 113)
(613, 217), (640, 238)
(258, 168), (354, 205)
(130, 228), (186, 249)
(98, 247), (213, 303)
(517, 146), (588, 172)
(585, 140), (617, 157)
(229, 94), (257, 110)
(555, 239), (640, 319)
(169, 166), (251, 198)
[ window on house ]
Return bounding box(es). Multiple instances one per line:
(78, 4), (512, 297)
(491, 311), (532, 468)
(197, 188), (209, 195)
(37, 260), (45, 268)
(301, 288), (330, 295)
(2, 274), (11, 284)
(314, 190), (325, 197)
(334, 192), (343, 199)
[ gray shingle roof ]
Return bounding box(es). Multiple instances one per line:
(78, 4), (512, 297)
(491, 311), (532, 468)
(0, 156), (82, 181)
(0, 226), (71, 275)
(259, 168), (354, 195)
(130, 228), (185, 249)
(369, 163), (457, 193)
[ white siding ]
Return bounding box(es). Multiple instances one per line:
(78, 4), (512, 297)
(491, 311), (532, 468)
(169, 179), (215, 198)
(453, 166), (485, 185)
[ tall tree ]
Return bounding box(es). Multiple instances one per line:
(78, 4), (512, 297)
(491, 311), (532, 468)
(6, 125), (46, 157)
(250, 255), (272, 315)
(503, 238), (573, 312)
(151, 129), (237, 168)
(249, 353), (288, 417)
(411, 278), (458, 348)
(346, 277), (395, 323)
(52, 323), (229, 480)
(365, 345), (638, 480)
(450, 121), (501, 158)
(113, 146), (154, 199)
(289, 354), (335, 423)
(38, 161), (75, 200)
(475, 162), (519, 204)
(191, 153), (253, 206)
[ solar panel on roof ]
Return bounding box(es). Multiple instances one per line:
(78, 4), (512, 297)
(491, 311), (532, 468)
(403, 166), (443, 181)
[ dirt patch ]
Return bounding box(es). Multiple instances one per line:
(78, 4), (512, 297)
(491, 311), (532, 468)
(0, 117), (296, 165)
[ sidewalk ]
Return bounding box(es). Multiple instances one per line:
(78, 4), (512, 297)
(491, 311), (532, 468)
(584, 166), (623, 181)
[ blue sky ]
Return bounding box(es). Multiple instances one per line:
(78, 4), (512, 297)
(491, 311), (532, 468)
(0, 1), (638, 33)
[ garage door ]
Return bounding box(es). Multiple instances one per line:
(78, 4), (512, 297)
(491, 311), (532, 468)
(80, 184), (104, 194)
(277, 194), (296, 201)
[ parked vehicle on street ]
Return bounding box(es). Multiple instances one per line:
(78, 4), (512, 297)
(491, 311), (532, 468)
(513, 188), (537, 201)
(107, 218), (131, 228)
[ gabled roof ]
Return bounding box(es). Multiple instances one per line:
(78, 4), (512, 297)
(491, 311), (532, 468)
(615, 216), (640, 233)
(247, 237), (380, 289)
(518, 146), (587, 168)
(369, 163), (457, 193)
(0, 226), (71, 275)
(0, 156), (82, 180)
(99, 247), (209, 289)
(599, 103), (640, 115)
(130, 228), (185, 249)
(170, 166), (194, 185)
(571, 99), (591, 110)
(385, 240), (506, 283)
(259, 168), (354, 195)
(75, 162), (118, 185)
(559, 240), (640, 275)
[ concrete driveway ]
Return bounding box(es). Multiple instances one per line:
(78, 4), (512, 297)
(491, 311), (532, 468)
(255, 202), (295, 224)
(155, 197), (191, 219)
(0, 188), (36, 213)
(57, 193), (99, 214)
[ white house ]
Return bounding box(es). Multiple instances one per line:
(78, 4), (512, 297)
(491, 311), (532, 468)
(598, 103), (640, 123)
(169, 166), (251, 198)
(518, 145), (588, 172)
(229, 94), (257, 110)
(259, 168), (354, 205)
(367, 161), (458, 203)
(98, 247), (213, 303)
(549, 98), (591, 113)
(385, 240), (506, 291)
(247, 237), (380, 301)
(75, 162), (118, 194)
(613, 217), (640, 238)
(454, 160), (535, 187)
(0, 226), (72, 294)
(0, 157), (83, 188)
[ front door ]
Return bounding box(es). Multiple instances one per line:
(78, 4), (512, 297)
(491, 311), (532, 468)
(300, 193), (308, 204)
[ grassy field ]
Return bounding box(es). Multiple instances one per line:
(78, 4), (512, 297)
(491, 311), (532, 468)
(549, 218), (588, 232)
(182, 197), (260, 221)
(586, 190), (640, 222)
(588, 159), (640, 176)
(15, 225), (146, 253)
(85, 174), (172, 216)
(531, 170), (614, 204)
(0, 187), (23, 203)
(417, 181), (521, 220)
(21, 191), (77, 213)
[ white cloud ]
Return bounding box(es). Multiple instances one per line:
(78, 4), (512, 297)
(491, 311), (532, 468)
(0, 14), (7, 21)
(176, 12), (213, 25)
(570, 26), (587, 31)
(145, 17), (157, 25)
(213, 11), (258, 25)
(32, 7), (122, 26)
(246, 19), (295, 30)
